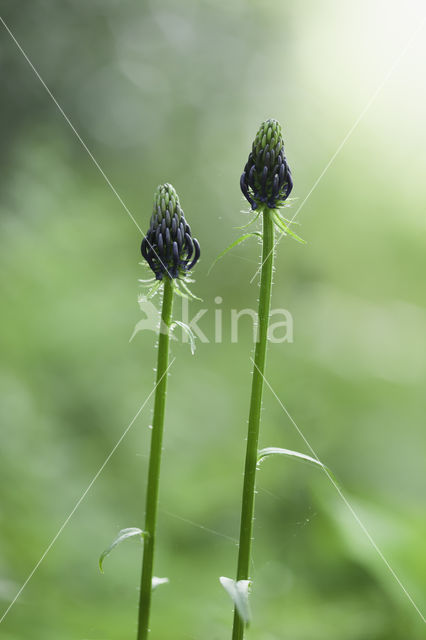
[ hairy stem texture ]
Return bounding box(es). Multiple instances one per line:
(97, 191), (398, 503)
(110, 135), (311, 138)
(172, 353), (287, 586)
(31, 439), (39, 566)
(232, 209), (274, 640)
(137, 277), (174, 640)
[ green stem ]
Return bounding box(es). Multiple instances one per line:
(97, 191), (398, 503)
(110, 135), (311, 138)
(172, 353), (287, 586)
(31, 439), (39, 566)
(137, 277), (174, 640)
(232, 208), (274, 640)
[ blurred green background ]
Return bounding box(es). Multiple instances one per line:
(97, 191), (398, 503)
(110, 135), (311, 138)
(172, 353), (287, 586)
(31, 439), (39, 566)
(1, 1), (425, 638)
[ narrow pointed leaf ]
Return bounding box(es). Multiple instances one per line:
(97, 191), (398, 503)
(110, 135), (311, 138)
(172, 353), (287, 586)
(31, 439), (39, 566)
(171, 320), (196, 355)
(219, 576), (251, 625)
(146, 280), (162, 299)
(99, 528), (145, 573)
(257, 447), (334, 478)
(138, 277), (157, 284)
(236, 209), (262, 229)
(207, 233), (262, 275)
(279, 215), (301, 226)
(173, 280), (202, 302)
(173, 281), (192, 300)
(178, 278), (203, 301)
(272, 211), (306, 244)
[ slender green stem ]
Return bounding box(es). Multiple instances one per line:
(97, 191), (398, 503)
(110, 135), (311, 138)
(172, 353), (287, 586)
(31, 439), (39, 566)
(137, 277), (174, 640)
(232, 208), (274, 640)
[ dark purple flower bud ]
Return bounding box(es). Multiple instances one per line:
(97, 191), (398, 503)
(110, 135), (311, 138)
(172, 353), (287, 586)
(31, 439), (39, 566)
(140, 183), (201, 280)
(240, 118), (293, 210)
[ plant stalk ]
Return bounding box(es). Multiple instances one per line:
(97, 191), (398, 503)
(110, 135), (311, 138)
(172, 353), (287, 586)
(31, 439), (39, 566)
(137, 277), (174, 640)
(232, 208), (274, 640)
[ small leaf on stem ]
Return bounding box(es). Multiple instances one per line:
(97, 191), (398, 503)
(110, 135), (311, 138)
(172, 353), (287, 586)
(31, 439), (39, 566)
(235, 209), (262, 229)
(208, 233), (262, 275)
(257, 446), (334, 479)
(99, 527), (145, 573)
(152, 576), (169, 590)
(171, 320), (196, 355)
(219, 576), (252, 625)
(177, 278), (203, 301)
(271, 210), (306, 244)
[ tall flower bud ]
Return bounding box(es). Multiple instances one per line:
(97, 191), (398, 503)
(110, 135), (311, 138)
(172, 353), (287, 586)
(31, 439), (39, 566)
(141, 184), (200, 280)
(240, 119), (293, 210)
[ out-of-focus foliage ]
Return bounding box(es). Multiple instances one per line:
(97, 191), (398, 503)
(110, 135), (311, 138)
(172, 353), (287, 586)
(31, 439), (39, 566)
(0, 1), (425, 638)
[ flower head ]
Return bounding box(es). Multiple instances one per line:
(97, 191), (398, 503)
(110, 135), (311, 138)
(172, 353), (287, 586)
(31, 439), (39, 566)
(240, 119), (293, 210)
(141, 184), (200, 280)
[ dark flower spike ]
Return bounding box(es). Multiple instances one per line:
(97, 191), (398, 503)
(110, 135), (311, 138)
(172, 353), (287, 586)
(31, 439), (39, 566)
(141, 183), (201, 281)
(240, 118), (293, 211)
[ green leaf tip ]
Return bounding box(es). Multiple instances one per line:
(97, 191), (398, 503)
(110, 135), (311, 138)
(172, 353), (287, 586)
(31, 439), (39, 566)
(173, 277), (202, 301)
(208, 232), (262, 275)
(271, 210), (306, 244)
(235, 208), (262, 230)
(257, 447), (334, 478)
(220, 576), (252, 625)
(171, 320), (196, 354)
(99, 527), (145, 573)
